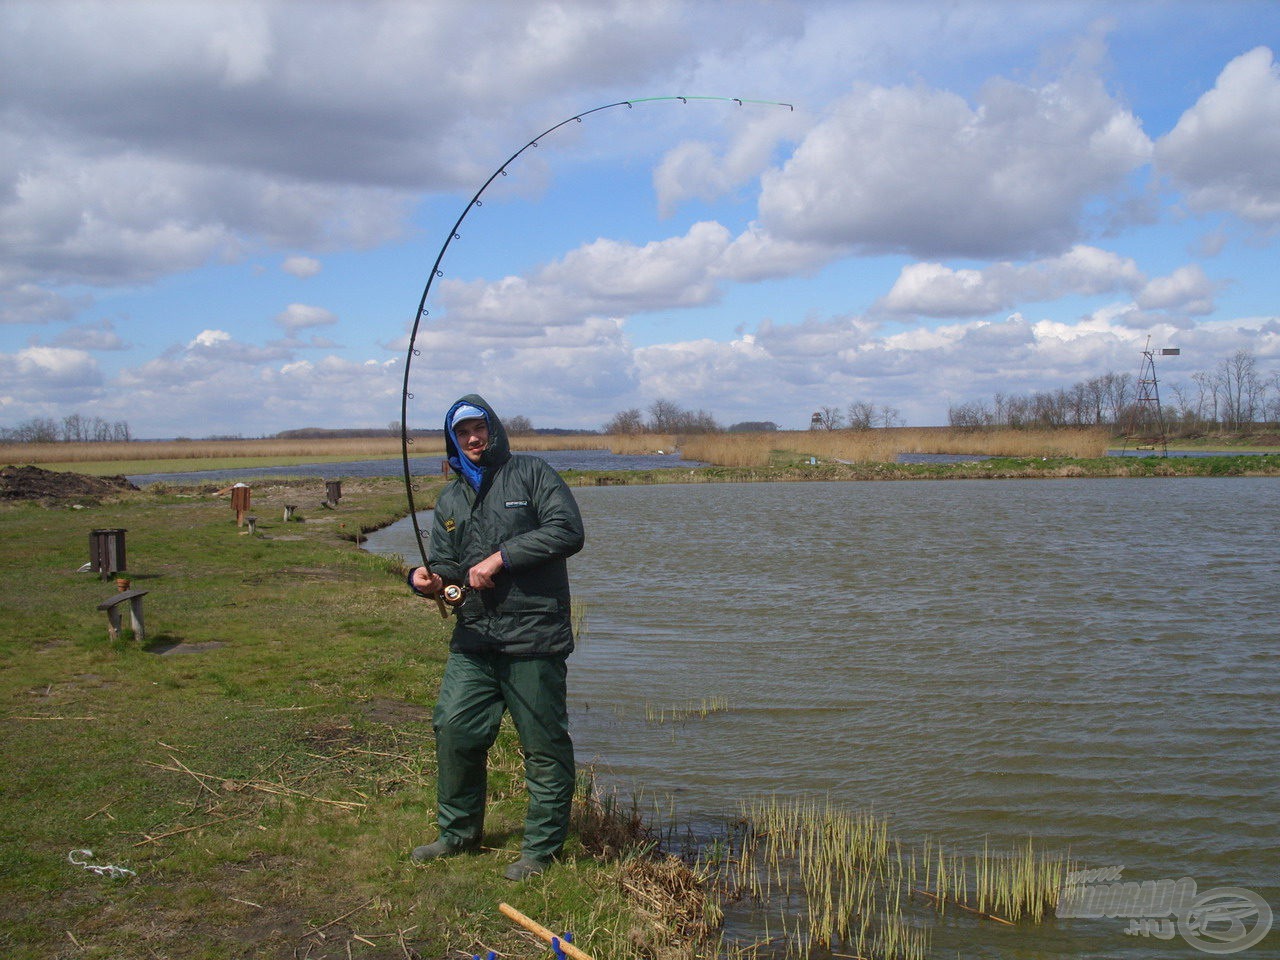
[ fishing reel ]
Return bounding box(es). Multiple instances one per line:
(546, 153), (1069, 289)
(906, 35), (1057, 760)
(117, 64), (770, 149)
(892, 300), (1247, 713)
(441, 583), (469, 606)
(417, 571), (469, 619)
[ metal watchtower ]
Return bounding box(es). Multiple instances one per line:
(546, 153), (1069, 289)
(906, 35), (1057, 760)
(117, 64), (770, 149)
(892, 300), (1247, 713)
(1120, 336), (1180, 456)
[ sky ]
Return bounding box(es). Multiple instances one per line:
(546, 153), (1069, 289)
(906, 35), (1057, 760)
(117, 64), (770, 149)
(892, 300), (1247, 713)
(2, 0), (1279, 438)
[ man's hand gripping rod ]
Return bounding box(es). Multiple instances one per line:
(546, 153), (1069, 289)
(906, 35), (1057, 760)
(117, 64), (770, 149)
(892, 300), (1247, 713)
(421, 575), (469, 619)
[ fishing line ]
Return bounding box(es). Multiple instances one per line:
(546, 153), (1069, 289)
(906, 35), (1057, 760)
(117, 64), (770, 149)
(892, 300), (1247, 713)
(398, 96), (793, 570)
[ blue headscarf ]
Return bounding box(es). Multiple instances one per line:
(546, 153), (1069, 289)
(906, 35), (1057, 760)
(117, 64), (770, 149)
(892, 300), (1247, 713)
(445, 398), (490, 491)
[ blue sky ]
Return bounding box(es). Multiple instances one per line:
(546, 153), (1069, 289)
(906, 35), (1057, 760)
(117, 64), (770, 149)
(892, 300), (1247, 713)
(2, 0), (1278, 437)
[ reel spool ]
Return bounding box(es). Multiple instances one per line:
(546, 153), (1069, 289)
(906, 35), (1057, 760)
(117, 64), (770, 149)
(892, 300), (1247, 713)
(442, 584), (467, 606)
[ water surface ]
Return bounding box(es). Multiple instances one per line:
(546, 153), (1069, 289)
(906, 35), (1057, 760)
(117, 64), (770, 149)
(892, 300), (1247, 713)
(365, 477), (1279, 958)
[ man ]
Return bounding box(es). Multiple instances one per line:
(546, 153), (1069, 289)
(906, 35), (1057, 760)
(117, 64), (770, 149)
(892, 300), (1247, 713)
(407, 394), (585, 881)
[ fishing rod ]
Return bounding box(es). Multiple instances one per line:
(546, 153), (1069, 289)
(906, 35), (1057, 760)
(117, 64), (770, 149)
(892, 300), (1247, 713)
(399, 95), (794, 609)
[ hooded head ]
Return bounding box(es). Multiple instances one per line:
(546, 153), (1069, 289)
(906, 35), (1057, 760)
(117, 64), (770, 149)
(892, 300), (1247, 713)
(443, 394), (510, 491)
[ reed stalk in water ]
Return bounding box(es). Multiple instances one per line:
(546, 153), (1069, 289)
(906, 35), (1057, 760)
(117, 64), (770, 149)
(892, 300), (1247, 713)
(726, 796), (1073, 958)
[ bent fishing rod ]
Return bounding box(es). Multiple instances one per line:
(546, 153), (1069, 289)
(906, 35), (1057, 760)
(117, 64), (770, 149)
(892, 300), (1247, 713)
(399, 96), (793, 613)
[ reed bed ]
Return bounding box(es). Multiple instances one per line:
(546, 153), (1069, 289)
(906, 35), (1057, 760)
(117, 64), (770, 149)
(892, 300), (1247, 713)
(969, 836), (1073, 923)
(1, 433), (622, 466)
(1, 436), (415, 465)
(5, 426), (1109, 470)
(645, 696), (730, 724)
(606, 433), (680, 455)
(723, 796), (1071, 958)
(679, 427), (1111, 467)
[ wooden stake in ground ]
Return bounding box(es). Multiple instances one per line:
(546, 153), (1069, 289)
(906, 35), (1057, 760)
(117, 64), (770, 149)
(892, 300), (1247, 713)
(498, 903), (594, 960)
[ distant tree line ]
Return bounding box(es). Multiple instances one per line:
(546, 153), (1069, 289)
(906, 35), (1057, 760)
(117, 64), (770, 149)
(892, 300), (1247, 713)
(1, 414), (132, 443)
(603, 397), (903, 434)
(810, 401), (903, 431)
(604, 399), (722, 434)
(948, 349), (1279, 433)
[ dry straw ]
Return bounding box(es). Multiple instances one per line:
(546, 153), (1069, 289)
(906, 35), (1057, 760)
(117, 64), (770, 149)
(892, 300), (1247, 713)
(679, 427), (1111, 467)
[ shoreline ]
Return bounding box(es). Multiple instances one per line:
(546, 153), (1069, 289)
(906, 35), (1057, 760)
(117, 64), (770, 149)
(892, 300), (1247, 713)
(11, 449), (1280, 485)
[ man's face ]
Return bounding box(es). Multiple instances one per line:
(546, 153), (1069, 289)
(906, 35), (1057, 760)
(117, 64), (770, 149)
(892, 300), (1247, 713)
(453, 418), (489, 464)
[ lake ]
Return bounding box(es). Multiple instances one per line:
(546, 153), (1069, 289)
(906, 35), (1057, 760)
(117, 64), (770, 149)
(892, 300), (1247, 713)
(125, 449), (701, 486)
(363, 476), (1279, 958)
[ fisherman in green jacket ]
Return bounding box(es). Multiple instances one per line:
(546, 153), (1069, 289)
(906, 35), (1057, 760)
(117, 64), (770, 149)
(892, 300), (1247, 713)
(407, 394), (585, 880)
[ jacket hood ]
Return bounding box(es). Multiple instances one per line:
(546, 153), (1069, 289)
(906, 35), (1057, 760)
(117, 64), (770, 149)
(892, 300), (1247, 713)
(444, 393), (510, 490)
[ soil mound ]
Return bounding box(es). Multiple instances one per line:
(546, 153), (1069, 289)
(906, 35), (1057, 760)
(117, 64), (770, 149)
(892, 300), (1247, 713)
(1, 465), (139, 502)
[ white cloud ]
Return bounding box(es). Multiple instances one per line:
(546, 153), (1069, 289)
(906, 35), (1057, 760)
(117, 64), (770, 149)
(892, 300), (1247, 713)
(275, 303), (338, 334)
(1135, 264), (1215, 315)
(0, 346), (103, 413)
(190, 329), (232, 350)
(282, 256), (321, 278)
(0, 283), (88, 325)
(438, 221), (735, 330)
(757, 66), (1152, 258)
(53, 318), (128, 351)
(654, 106), (808, 216)
(879, 245), (1145, 317)
(1157, 46), (1280, 225)
(178, 328), (295, 364)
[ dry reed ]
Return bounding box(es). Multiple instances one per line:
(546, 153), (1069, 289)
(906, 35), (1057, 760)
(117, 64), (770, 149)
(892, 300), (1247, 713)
(4, 426), (1109, 469)
(2, 436), (417, 465)
(679, 427), (1111, 467)
(606, 434), (680, 456)
(1, 433), (622, 465)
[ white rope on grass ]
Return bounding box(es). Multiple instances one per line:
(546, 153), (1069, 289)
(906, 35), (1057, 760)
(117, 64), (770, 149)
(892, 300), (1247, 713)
(68, 849), (136, 879)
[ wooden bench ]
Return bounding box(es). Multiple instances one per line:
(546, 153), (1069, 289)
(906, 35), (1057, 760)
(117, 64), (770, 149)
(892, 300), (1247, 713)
(98, 589), (148, 642)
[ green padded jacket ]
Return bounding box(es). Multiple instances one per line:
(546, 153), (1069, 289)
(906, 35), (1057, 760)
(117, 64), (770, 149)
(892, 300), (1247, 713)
(425, 394), (585, 656)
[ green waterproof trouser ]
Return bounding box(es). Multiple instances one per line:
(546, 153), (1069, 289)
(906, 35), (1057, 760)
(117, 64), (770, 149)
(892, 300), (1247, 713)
(432, 650), (574, 861)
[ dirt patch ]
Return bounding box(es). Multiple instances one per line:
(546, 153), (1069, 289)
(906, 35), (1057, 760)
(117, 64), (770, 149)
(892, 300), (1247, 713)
(152, 640), (227, 656)
(1, 464), (138, 503)
(241, 567), (357, 585)
(359, 696), (430, 726)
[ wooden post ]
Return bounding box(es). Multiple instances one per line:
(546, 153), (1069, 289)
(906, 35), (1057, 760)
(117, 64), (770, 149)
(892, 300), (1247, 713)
(230, 484), (251, 527)
(89, 528), (127, 580)
(325, 480), (342, 507)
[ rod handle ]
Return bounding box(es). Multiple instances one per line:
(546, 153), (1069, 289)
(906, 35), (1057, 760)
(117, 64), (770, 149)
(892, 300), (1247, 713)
(498, 903), (594, 960)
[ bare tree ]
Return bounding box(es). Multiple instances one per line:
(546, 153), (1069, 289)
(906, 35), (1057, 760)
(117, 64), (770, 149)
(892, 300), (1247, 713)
(947, 400), (992, 430)
(845, 401), (875, 431)
(505, 414), (534, 436)
(877, 405), (904, 429)
(647, 399), (683, 433)
(603, 408), (644, 434)
(1219, 349), (1262, 429)
(2, 414), (133, 443)
(813, 406), (844, 430)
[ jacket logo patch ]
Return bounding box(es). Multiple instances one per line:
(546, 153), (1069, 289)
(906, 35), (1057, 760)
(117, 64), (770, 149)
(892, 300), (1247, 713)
(444, 518), (456, 531)
(504, 499), (529, 508)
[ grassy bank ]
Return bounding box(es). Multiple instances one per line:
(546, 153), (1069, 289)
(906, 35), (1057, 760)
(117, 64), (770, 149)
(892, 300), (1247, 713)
(1, 434), (612, 475)
(0, 477), (711, 960)
(559, 453), (1280, 487)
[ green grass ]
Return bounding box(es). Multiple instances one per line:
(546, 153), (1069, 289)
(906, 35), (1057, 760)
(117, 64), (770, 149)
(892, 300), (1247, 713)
(0, 477), (700, 960)
(40, 454), (406, 477)
(561, 453), (1280, 486)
